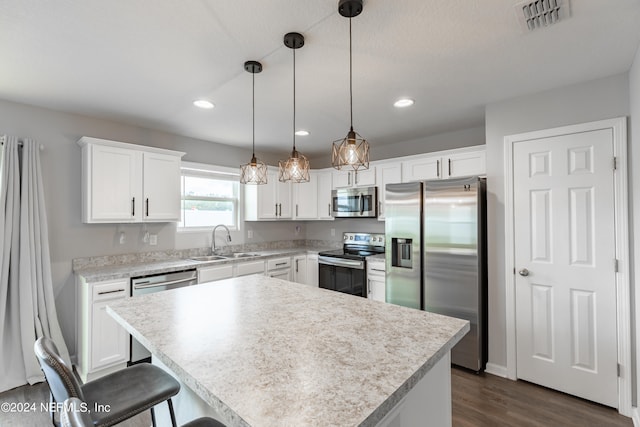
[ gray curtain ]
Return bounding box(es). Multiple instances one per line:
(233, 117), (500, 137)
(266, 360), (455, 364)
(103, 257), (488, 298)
(0, 136), (70, 393)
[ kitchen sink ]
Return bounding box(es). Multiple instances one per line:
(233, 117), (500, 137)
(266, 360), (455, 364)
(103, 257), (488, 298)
(189, 255), (228, 262)
(228, 253), (260, 258)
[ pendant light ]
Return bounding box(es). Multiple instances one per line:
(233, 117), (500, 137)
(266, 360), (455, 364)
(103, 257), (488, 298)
(240, 60), (268, 185)
(278, 32), (310, 183)
(331, 0), (370, 171)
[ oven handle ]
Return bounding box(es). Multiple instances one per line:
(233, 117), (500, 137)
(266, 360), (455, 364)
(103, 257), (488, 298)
(318, 256), (365, 270)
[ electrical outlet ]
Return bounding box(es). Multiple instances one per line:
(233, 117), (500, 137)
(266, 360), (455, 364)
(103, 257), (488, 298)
(247, 230), (253, 239)
(119, 231), (126, 245)
(149, 234), (158, 245)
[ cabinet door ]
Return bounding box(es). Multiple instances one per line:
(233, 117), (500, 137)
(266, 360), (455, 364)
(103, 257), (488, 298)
(316, 171), (333, 220)
(143, 152), (182, 221)
(90, 280), (130, 370)
(354, 167), (376, 187)
(367, 277), (386, 302)
(293, 255), (308, 284)
(85, 144), (141, 222)
(294, 175), (317, 220)
(198, 265), (234, 283)
(376, 163), (402, 220)
(332, 170), (353, 189)
(445, 150), (486, 178)
(276, 179), (292, 219)
(257, 170), (279, 219)
(268, 269), (292, 281)
(307, 254), (319, 287)
(402, 156), (441, 182)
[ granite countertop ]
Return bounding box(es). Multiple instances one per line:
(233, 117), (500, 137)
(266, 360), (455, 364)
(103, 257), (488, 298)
(107, 275), (469, 427)
(74, 247), (331, 282)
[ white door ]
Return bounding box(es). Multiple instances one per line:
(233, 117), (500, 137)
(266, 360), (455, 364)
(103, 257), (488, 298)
(513, 128), (617, 407)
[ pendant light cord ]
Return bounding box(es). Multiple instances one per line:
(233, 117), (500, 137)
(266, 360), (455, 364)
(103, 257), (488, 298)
(293, 47), (297, 151)
(349, 16), (353, 130)
(252, 71), (256, 158)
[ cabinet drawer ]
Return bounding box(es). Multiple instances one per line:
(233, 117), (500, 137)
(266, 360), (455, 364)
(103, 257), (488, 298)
(235, 260), (265, 277)
(267, 257), (291, 271)
(92, 280), (129, 302)
(198, 265), (234, 283)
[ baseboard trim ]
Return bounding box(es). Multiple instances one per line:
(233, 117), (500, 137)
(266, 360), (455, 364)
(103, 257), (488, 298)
(485, 363), (508, 378)
(632, 407), (640, 426)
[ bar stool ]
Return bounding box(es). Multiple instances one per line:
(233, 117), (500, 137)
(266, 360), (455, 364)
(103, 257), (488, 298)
(60, 397), (227, 427)
(34, 337), (180, 427)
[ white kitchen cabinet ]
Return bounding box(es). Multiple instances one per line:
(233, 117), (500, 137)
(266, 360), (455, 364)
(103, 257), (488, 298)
(306, 254), (319, 287)
(198, 264), (234, 283)
(77, 278), (130, 382)
(244, 168), (292, 220)
(375, 162), (402, 221)
(401, 147), (485, 182)
(294, 174), (318, 220)
(78, 137), (184, 223)
(316, 171), (334, 220)
(332, 167), (376, 189)
(367, 261), (386, 302)
(234, 260), (265, 277)
(266, 257), (292, 281)
(292, 255), (308, 285)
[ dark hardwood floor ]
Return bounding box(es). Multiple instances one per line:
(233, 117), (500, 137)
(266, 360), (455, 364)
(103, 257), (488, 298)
(1, 369), (633, 426)
(452, 367), (632, 427)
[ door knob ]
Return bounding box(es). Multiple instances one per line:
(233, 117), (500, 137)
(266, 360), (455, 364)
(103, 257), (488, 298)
(518, 268), (530, 277)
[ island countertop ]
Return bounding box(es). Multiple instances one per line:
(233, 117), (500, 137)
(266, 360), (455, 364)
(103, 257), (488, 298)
(107, 275), (469, 427)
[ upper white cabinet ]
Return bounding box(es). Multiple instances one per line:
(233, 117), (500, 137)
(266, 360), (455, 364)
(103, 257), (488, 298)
(293, 170), (334, 220)
(401, 147), (485, 182)
(78, 137), (184, 223)
(244, 168), (292, 220)
(375, 162), (402, 221)
(332, 167), (376, 189)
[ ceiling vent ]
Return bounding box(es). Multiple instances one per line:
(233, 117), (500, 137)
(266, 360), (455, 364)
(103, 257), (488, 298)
(515, 0), (571, 32)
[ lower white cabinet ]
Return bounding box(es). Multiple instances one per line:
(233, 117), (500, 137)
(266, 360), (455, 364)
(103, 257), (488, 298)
(293, 255), (308, 285)
(77, 278), (130, 382)
(266, 257), (292, 281)
(367, 261), (386, 302)
(306, 254), (319, 287)
(234, 260), (265, 277)
(198, 264), (234, 284)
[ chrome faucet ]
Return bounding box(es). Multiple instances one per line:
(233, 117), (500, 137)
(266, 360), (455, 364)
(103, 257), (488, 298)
(212, 224), (232, 255)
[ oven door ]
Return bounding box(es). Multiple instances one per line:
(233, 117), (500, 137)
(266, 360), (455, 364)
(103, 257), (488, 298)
(318, 256), (366, 297)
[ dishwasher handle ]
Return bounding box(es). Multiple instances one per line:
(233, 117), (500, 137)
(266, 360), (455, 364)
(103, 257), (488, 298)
(133, 276), (195, 290)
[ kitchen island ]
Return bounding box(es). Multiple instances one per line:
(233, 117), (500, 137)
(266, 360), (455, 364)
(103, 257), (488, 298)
(107, 275), (468, 427)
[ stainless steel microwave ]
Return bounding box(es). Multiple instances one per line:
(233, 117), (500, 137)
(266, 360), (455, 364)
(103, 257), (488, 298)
(331, 186), (378, 218)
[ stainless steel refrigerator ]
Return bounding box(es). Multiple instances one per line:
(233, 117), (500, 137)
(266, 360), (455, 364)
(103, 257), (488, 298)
(385, 176), (487, 371)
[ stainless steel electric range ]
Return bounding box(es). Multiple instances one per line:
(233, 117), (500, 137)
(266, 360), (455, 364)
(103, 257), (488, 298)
(318, 232), (385, 297)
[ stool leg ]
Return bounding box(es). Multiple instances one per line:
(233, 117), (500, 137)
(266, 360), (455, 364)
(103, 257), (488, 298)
(167, 398), (177, 427)
(150, 406), (156, 427)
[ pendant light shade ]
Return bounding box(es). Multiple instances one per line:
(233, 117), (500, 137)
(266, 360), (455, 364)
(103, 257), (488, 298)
(279, 32), (310, 183)
(240, 60), (268, 185)
(331, 0), (370, 171)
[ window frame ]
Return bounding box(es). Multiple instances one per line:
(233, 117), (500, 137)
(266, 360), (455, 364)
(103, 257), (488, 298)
(178, 162), (242, 232)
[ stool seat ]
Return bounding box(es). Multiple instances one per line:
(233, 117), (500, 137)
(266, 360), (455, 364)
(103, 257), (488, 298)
(82, 363), (180, 426)
(182, 417), (227, 427)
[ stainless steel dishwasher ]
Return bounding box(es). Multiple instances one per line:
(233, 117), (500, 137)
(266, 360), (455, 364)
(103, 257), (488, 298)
(130, 269), (197, 363)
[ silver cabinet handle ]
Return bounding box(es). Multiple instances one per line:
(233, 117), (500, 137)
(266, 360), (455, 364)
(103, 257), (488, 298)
(328, 203), (331, 216)
(518, 268), (530, 277)
(98, 289), (125, 295)
(348, 172), (351, 186)
(296, 205), (298, 217)
(275, 204), (278, 217)
(145, 198), (149, 217)
(296, 259), (299, 273)
(355, 171), (359, 185)
(448, 158), (452, 176)
(131, 197), (135, 217)
(279, 203), (282, 217)
(378, 201), (382, 215)
(437, 160), (440, 178)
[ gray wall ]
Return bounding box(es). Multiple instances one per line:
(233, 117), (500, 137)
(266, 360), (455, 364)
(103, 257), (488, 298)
(630, 44), (640, 405)
(484, 73), (631, 369)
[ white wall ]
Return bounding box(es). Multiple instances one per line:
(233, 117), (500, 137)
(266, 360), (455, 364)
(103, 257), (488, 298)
(484, 73), (631, 369)
(629, 44), (640, 406)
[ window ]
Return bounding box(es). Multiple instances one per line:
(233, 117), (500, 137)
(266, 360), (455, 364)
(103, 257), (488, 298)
(179, 163), (240, 230)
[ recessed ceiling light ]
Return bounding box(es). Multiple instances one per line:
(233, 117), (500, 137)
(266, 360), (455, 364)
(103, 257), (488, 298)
(394, 98), (414, 108)
(193, 99), (214, 109)
(295, 130), (310, 136)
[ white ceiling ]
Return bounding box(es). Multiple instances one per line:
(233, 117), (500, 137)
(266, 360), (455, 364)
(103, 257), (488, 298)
(1, 0), (639, 160)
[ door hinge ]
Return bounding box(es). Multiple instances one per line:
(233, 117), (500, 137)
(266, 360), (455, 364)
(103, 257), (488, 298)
(614, 259), (619, 273)
(613, 157), (617, 170)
